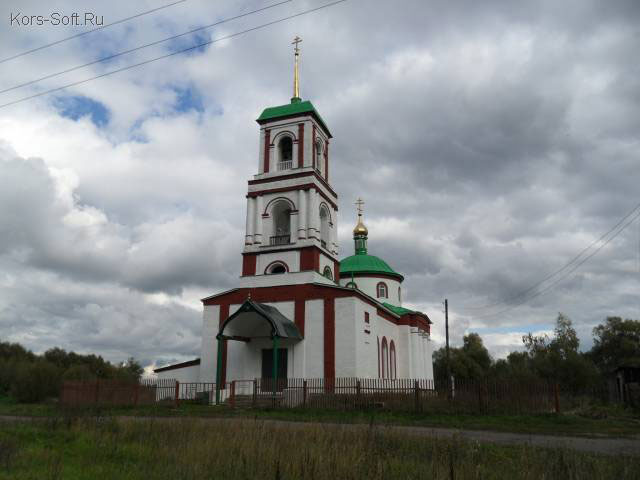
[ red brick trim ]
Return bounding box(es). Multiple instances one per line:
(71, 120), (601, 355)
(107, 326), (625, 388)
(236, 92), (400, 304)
(219, 304), (230, 384)
(297, 123), (304, 168)
(295, 299), (305, 337)
(377, 307), (397, 323)
(201, 284), (414, 328)
(248, 183), (338, 211)
(242, 253), (257, 276)
(333, 259), (340, 280)
(300, 246), (320, 272)
(248, 170), (338, 199)
(397, 312), (432, 331)
(263, 129), (270, 173)
(323, 297), (335, 379)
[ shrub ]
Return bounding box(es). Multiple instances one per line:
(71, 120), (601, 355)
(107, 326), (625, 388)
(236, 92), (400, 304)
(10, 361), (62, 403)
(62, 365), (97, 382)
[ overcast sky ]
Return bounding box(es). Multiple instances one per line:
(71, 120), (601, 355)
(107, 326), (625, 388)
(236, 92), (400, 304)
(1, 0), (639, 369)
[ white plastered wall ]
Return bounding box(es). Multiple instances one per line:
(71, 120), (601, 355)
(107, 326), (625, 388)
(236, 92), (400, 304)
(375, 312), (401, 379)
(303, 299), (324, 378)
(334, 297), (357, 377)
(353, 299), (378, 378)
(199, 304), (220, 383)
(256, 250), (299, 275)
(156, 364), (200, 384)
(318, 251), (336, 281)
(339, 276), (402, 305)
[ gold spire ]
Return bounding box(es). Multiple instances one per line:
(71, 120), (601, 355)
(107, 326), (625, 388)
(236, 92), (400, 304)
(353, 197), (368, 235)
(292, 36), (302, 102)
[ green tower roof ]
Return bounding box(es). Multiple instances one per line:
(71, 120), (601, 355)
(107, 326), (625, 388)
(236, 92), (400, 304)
(256, 99), (332, 137)
(340, 253), (404, 281)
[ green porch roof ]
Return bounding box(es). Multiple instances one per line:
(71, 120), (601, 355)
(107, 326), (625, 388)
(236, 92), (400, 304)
(256, 99), (332, 137)
(340, 254), (404, 281)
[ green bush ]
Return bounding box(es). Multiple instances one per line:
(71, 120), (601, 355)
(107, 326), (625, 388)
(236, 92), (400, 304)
(62, 365), (96, 382)
(10, 361), (62, 403)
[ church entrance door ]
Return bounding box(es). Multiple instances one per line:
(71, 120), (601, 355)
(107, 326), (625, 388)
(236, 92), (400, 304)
(261, 348), (287, 391)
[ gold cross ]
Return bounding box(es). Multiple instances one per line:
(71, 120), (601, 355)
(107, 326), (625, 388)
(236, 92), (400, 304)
(292, 36), (302, 54)
(355, 197), (365, 216)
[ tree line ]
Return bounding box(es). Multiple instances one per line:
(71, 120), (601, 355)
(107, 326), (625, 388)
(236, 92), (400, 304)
(433, 315), (640, 391)
(0, 343), (143, 403)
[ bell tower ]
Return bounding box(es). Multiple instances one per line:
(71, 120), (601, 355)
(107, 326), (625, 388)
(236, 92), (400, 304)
(240, 37), (339, 286)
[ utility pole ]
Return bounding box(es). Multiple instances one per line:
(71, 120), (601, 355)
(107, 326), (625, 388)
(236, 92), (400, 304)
(445, 299), (451, 398)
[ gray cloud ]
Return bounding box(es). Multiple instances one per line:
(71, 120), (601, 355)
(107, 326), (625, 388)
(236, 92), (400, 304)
(0, 0), (639, 364)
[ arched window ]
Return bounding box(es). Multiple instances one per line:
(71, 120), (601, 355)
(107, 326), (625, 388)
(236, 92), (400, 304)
(377, 337), (380, 378)
(319, 204), (330, 249)
(323, 266), (333, 280)
(376, 282), (388, 299)
(265, 261), (288, 274)
(398, 287), (402, 304)
(390, 341), (397, 380)
(278, 136), (293, 170)
(270, 200), (292, 245)
(315, 139), (323, 174)
(345, 281), (357, 289)
(381, 337), (389, 379)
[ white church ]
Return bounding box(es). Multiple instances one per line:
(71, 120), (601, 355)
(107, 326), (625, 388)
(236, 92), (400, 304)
(155, 40), (434, 386)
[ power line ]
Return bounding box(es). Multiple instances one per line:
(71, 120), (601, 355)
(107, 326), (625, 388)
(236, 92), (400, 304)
(0, 0), (347, 110)
(0, 0), (188, 64)
(462, 200), (640, 311)
(0, 0), (292, 95)
(471, 208), (640, 320)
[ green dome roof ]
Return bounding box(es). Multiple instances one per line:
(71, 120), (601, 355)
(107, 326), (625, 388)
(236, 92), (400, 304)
(256, 99), (332, 137)
(340, 254), (404, 281)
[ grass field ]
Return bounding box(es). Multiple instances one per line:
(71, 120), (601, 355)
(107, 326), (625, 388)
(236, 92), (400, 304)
(0, 416), (638, 480)
(1, 395), (639, 438)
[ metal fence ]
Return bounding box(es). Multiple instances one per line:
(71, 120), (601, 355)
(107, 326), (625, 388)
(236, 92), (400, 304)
(60, 380), (158, 407)
(61, 377), (613, 414)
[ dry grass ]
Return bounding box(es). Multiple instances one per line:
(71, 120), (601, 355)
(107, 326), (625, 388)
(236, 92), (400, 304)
(0, 416), (638, 479)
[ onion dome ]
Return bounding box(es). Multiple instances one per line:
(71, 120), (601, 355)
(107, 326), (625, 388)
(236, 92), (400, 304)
(353, 219), (368, 236)
(340, 197), (404, 282)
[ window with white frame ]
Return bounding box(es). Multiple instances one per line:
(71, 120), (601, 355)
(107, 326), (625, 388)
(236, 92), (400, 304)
(376, 282), (388, 299)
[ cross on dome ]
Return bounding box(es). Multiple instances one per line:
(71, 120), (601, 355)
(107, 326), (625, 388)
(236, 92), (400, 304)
(291, 36), (302, 102)
(353, 197), (368, 241)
